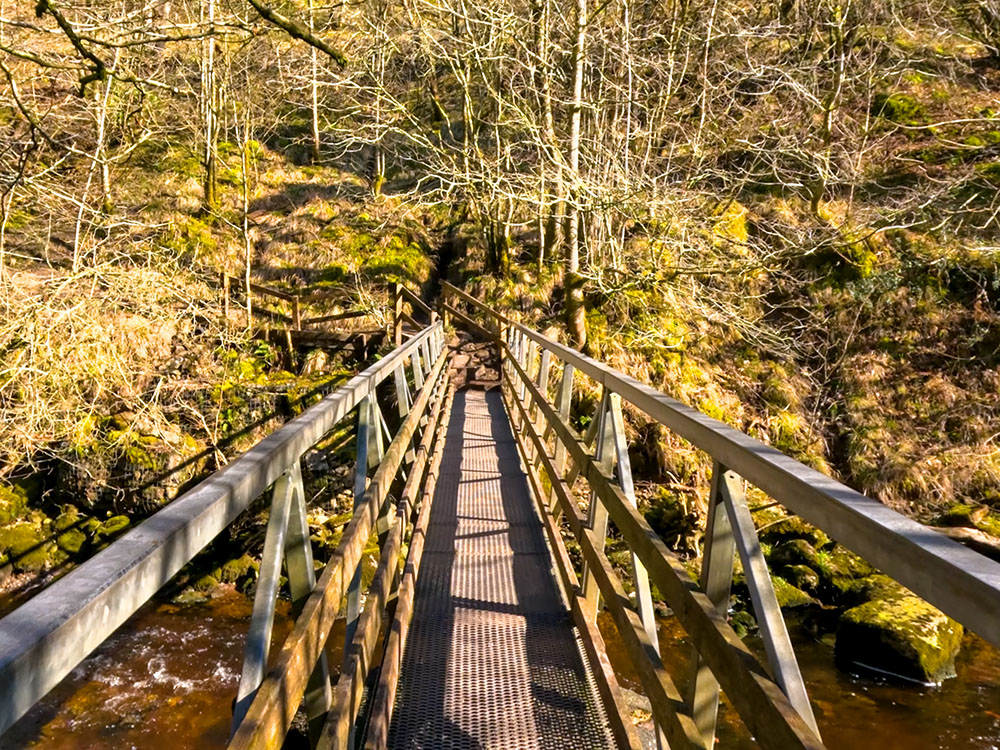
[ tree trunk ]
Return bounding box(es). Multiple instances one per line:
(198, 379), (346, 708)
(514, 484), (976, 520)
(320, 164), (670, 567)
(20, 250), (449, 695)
(309, 0), (321, 163)
(564, 0), (587, 349)
(202, 0), (218, 212)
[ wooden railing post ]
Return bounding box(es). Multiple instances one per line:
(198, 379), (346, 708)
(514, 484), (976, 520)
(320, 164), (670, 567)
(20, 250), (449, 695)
(345, 396), (382, 653)
(441, 285), (451, 328)
(687, 461), (819, 743)
(292, 295), (302, 330)
(392, 282), (403, 347)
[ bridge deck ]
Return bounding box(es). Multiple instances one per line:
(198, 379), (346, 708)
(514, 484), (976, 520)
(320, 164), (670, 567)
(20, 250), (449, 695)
(386, 387), (616, 749)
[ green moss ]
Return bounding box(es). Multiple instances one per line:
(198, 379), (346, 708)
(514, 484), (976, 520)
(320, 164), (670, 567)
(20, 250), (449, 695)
(772, 576), (817, 608)
(871, 93), (925, 125)
(190, 574), (220, 592)
(976, 512), (1000, 538)
(0, 483), (29, 525)
(839, 573), (908, 606)
(937, 502), (987, 527)
(768, 538), (818, 569)
(56, 528), (88, 555)
(161, 215), (217, 260)
(644, 488), (699, 552)
(217, 553), (258, 584)
(781, 564), (820, 593)
(98, 515), (131, 538)
(759, 516), (830, 548)
(729, 609), (758, 638)
(0, 522), (65, 572)
(977, 162), (1000, 188)
(836, 596), (963, 683)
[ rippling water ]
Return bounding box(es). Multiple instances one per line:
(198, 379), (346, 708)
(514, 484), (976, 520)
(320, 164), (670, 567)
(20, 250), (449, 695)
(599, 612), (1000, 749)
(0, 588), (298, 750)
(3, 589), (998, 749)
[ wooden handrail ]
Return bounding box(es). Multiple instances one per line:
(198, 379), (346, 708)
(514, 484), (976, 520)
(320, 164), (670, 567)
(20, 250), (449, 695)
(224, 274), (371, 330)
(502, 344), (823, 750)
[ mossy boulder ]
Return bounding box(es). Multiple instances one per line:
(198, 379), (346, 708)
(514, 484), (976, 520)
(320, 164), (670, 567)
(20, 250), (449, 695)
(937, 503), (988, 528)
(767, 539), (874, 604)
(0, 479), (38, 525)
(772, 576), (817, 608)
(215, 553), (258, 587)
(729, 609), (758, 638)
(97, 515), (131, 539)
(836, 596), (963, 683)
(58, 415), (206, 516)
(838, 573), (908, 607)
(56, 528), (88, 555)
(190, 573), (220, 592)
(781, 564), (821, 594)
(759, 516), (830, 548)
(768, 538), (818, 569)
(810, 545), (875, 602)
(0, 522), (66, 572)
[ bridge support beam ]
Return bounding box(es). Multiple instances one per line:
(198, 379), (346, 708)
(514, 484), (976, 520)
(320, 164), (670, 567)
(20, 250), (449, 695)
(687, 460), (820, 746)
(232, 460), (332, 744)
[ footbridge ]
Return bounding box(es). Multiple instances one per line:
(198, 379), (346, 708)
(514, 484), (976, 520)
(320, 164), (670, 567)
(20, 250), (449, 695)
(1, 283), (1000, 749)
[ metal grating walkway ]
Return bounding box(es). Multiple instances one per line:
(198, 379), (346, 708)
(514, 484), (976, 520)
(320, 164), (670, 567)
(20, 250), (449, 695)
(385, 387), (616, 750)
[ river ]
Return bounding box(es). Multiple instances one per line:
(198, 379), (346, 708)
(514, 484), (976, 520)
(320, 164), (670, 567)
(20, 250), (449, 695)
(1, 592), (998, 748)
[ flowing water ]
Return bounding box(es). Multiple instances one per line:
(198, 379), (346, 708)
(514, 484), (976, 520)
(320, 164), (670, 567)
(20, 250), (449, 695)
(599, 613), (1000, 749)
(2, 588), (998, 749)
(0, 588), (308, 750)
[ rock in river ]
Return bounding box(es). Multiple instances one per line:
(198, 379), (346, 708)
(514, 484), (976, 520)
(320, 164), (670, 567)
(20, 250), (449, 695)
(835, 595), (963, 684)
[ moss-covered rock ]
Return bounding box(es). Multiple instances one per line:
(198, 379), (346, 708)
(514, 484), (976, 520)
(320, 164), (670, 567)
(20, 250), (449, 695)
(836, 596), (963, 683)
(56, 528), (88, 555)
(190, 573), (220, 592)
(937, 503), (988, 528)
(772, 576), (817, 608)
(768, 538), (818, 569)
(216, 553), (258, 585)
(0, 521), (66, 572)
(759, 516), (830, 548)
(838, 573), (909, 607)
(729, 609), (758, 638)
(0, 479), (36, 525)
(98, 515), (131, 538)
(781, 563), (821, 594)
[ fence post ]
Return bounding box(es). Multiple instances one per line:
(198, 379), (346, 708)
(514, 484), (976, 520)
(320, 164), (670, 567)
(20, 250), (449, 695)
(292, 295), (302, 330)
(392, 282), (403, 347)
(232, 460), (330, 743)
(441, 285), (451, 328)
